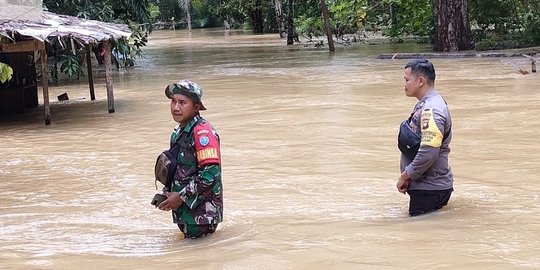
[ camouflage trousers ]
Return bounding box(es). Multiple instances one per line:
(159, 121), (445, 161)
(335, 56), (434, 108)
(178, 222), (217, 239)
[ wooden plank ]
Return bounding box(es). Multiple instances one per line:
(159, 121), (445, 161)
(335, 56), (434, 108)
(40, 50), (51, 125)
(0, 40), (44, 53)
(86, 44), (96, 100)
(103, 40), (115, 113)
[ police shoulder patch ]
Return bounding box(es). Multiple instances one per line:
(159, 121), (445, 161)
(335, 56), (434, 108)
(420, 108), (443, 147)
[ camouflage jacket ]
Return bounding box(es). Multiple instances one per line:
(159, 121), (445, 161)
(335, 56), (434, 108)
(169, 115), (223, 225)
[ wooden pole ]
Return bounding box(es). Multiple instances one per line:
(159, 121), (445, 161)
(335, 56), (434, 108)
(86, 44), (96, 100)
(40, 49), (51, 125)
(103, 40), (115, 113)
(522, 53), (537, 74)
(320, 0), (335, 52)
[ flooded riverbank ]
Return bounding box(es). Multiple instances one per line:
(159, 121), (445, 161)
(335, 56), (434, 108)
(1, 29), (539, 269)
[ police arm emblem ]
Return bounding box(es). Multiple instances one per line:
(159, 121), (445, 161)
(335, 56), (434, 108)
(420, 109), (443, 147)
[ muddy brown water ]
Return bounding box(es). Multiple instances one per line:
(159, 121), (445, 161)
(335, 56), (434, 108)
(1, 29), (539, 269)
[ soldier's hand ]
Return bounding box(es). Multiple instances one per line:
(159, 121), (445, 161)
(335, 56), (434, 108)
(158, 192), (183, 211)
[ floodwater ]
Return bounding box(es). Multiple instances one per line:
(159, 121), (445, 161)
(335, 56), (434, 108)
(1, 29), (539, 269)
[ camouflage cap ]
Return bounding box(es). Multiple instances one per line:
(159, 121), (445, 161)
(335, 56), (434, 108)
(164, 80), (207, 110)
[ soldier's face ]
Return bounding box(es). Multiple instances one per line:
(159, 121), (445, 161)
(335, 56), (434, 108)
(404, 68), (422, 98)
(170, 94), (199, 125)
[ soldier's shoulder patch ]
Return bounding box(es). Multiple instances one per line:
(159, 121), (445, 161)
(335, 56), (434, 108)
(199, 136), (210, 146)
(197, 129), (210, 135)
(193, 122), (220, 166)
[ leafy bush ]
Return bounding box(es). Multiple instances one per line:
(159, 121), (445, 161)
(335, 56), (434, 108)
(475, 38), (497, 51)
(365, 0), (432, 40)
(0, 62), (13, 83)
(60, 54), (85, 78)
(148, 3), (160, 22)
(296, 15), (324, 41)
(111, 24), (148, 68)
(329, 0), (367, 37)
(520, 8), (540, 45)
(471, 0), (540, 49)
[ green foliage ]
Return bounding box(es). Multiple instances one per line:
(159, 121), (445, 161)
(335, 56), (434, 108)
(470, 0), (517, 34)
(152, 0), (183, 22)
(44, 0), (151, 24)
(521, 8), (540, 45)
(365, 0), (432, 40)
(211, 0), (273, 31)
(112, 23), (148, 67)
(43, 0), (540, 49)
(0, 62), (14, 84)
(471, 0), (540, 49)
(43, 0), (150, 68)
(474, 38), (498, 51)
(296, 15), (324, 40)
(60, 54), (85, 79)
(329, 0), (367, 37)
(76, 1), (114, 21)
(191, 0), (217, 28)
(122, 0), (151, 24)
(148, 3), (161, 22)
(148, 0), (220, 28)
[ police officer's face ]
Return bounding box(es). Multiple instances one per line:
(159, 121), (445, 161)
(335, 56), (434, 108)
(170, 94), (199, 125)
(404, 68), (422, 97)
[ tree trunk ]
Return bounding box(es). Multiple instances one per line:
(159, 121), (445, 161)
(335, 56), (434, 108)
(320, 0), (335, 52)
(251, 6), (264, 33)
(432, 0), (473, 51)
(273, 0), (285, 38)
(287, 0), (294, 45)
(186, 0), (192, 31)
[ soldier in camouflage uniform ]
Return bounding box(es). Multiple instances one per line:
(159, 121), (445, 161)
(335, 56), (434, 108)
(158, 80), (223, 238)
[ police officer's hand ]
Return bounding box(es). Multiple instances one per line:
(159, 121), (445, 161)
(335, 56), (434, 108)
(396, 172), (410, 194)
(397, 178), (409, 194)
(158, 192), (183, 211)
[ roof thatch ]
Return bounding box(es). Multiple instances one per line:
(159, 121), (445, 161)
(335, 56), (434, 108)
(0, 10), (131, 44)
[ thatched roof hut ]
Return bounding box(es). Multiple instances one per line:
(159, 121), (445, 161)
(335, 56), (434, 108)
(0, 11), (131, 125)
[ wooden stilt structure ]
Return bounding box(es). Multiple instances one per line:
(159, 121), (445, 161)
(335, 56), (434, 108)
(40, 50), (50, 125)
(0, 11), (131, 124)
(103, 40), (115, 113)
(86, 44), (96, 101)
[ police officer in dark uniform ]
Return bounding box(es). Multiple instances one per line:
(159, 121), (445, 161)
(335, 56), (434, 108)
(396, 60), (454, 216)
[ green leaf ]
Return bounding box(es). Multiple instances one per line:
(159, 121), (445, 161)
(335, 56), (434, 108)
(0, 62), (14, 84)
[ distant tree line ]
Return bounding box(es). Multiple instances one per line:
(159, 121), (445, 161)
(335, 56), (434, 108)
(42, 0), (540, 53)
(146, 0), (540, 51)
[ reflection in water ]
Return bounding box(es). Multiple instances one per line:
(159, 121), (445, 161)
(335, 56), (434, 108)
(1, 29), (539, 269)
